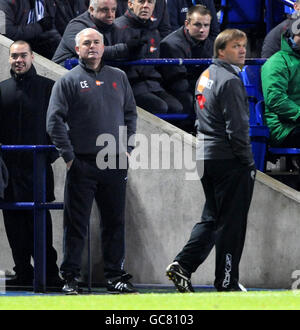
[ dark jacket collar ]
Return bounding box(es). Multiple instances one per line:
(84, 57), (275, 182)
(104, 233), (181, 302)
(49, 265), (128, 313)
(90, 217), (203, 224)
(10, 65), (37, 82)
(125, 8), (152, 29)
(89, 12), (114, 32)
(183, 26), (206, 48)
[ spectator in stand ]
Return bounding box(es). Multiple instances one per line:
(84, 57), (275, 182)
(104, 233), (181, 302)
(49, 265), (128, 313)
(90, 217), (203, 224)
(53, 0), (144, 65)
(52, 0), (88, 36)
(261, 0), (300, 58)
(0, 0), (61, 59)
(261, 20), (300, 150)
(167, 0), (219, 39)
(160, 5), (213, 115)
(115, 0), (183, 114)
(115, 0), (171, 38)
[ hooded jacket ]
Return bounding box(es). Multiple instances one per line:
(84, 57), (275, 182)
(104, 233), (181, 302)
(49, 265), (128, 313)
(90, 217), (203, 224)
(0, 65), (57, 201)
(195, 59), (253, 166)
(261, 35), (300, 145)
(52, 10), (129, 65)
(116, 0), (171, 38)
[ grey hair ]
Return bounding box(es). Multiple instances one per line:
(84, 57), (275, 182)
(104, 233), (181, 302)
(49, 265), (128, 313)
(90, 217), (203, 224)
(89, 0), (117, 7)
(75, 28), (104, 46)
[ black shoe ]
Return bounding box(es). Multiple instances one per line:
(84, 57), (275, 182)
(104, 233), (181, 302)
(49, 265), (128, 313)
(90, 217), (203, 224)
(166, 261), (194, 293)
(62, 277), (80, 295)
(107, 273), (138, 294)
(216, 282), (247, 292)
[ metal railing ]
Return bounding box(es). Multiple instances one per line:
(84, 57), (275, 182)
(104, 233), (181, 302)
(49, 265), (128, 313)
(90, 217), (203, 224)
(0, 145), (63, 293)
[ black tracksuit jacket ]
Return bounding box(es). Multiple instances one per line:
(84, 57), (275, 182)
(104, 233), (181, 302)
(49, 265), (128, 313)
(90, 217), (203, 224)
(0, 65), (57, 201)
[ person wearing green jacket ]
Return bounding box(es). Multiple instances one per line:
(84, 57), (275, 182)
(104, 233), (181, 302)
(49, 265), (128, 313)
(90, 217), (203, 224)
(261, 20), (300, 147)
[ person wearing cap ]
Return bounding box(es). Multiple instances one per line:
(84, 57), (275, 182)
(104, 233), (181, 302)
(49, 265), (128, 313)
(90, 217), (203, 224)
(261, 18), (300, 149)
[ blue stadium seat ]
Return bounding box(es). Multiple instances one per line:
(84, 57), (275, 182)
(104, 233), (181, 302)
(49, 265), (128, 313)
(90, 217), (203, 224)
(251, 100), (300, 171)
(265, 0), (291, 32)
(219, 0), (265, 30)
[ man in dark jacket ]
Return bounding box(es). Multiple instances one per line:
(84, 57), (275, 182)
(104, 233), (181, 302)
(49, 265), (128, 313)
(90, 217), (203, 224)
(116, 0), (171, 38)
(261, 0), (300, 58)
(160, 5), (213, 115)
(166, 29), (255, 292)
(115, 0), (183, 114)
(0, 0), (61, 59)
(47, 28), (137, 295)
(167, 0), (219, 38)
(52, 0), (143, 65)
(0, 40), (60, 287)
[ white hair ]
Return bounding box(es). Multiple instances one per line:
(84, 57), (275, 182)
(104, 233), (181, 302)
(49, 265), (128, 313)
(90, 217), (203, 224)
(89, 0), (117, 8)
(75, 28), (104, 46)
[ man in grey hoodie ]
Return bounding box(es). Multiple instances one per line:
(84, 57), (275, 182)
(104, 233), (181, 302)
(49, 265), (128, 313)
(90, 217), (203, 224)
(47, 28), (137, 294)
(166, 29), (256, 293)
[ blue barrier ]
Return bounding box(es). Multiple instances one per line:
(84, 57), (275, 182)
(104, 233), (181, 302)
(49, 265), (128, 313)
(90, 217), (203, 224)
(64, 58), (267, 70)
(0, 145), (63, 293)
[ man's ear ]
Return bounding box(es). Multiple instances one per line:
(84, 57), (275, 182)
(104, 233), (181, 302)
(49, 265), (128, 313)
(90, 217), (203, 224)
(75, 46), (80, 56)
(128, 0), (133, 10)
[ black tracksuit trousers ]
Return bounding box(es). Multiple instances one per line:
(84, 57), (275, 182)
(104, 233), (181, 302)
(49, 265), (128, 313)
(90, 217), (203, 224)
(3, 209), (59, 282)
(175, 159), (255, 291)
(60, 155), (128, 280)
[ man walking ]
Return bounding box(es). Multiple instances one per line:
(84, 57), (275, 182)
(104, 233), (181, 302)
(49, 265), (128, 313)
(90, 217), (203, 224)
(166, 29), (256, 292)
(47, 28), (137, 294)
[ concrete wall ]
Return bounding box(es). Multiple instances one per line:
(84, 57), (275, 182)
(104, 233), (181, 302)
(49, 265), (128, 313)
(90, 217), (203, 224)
(1, 35), (300, 289)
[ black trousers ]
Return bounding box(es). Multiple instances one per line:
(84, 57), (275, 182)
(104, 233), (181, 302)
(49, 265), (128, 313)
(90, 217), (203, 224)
(175, 159), (255, 290)
(60, 155), (128, 280)
(281, 127), (300, 148)
(3, 209), (59, 281)
(135, 90), (183, 114)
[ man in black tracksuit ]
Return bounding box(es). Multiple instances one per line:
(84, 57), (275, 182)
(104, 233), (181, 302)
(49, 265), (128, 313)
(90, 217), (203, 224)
(166, 29), (256, 292)
(47, 28), (137, 294)
(0, 41), (60, 287)
(115, 0), (183, 114)
(0, 0), (61, 59)
(116, 0), (171, 38)
(52, 0), (143, 65)
(160, 5), (214, 115)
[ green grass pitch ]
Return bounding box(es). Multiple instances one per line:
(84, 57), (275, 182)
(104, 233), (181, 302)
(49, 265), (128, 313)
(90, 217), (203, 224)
(1, 291), (300, 310)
